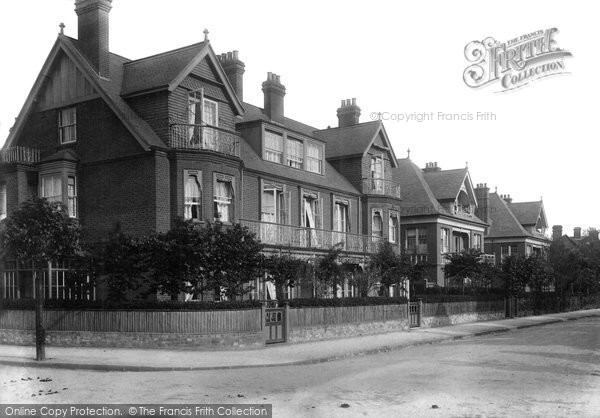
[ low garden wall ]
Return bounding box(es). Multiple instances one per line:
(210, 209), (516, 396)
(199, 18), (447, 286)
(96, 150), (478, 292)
(0, 309), (264, 350)
(420, 300), (506, 328)
(288, 304), (409, 343)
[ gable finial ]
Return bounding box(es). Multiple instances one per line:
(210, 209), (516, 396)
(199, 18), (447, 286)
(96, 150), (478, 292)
(407, 148), (411, 159)
(59, 22), (65, 35)
(465, 161), (469, 168)
(203, 28), (209, 42)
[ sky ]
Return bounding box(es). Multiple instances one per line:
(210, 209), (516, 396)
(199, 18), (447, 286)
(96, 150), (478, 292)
(0, 0), (597, 236)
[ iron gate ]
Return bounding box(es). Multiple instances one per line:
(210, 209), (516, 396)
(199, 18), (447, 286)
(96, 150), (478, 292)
(265, 307), (286, 344)
(409, 300), (422, 328)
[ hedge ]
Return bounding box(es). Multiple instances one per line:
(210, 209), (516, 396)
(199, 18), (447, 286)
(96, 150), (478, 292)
(412, 294), (506, 303)
(0, 298), (262, 311)
(285, 297), (408, 308)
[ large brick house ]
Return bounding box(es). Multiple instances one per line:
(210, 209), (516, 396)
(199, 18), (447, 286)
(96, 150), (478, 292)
(392, 159), (489, 287)
(0, 0), (403, 300)
(475, 187), (551, 263)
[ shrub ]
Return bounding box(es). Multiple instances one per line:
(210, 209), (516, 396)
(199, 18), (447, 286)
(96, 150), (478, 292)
(286, 297), (407, 308)
(0, 298), (262, 311)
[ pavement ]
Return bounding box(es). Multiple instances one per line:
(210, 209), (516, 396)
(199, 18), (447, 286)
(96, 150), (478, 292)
(0, 308), (598, 372)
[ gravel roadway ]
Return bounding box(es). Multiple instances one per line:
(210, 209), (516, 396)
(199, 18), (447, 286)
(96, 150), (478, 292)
(1, 317), (599, 417)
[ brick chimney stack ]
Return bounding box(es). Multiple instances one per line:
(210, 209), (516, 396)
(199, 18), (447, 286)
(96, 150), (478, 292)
(589, 229), (599, 241)
(262, 72), (286, 124)
(552, 225), (563, 241)
(573, 227), (582, 239)
(500, 194), (513, 204)
(219, 51), (245, 101)
(337, 98), (361, 127)
(75, 0), (112, 78)
(474, 183), (490, 224)
(423, 162), (442, 173)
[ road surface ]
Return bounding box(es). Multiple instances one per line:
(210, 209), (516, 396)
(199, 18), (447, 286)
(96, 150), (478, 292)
(1, 318), (599, 417)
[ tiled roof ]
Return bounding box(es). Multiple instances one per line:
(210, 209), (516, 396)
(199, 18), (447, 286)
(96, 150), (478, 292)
(313, 121), (383, 159)
(239, 137), (359, 195)
(40, 148), (79, 163)
(487, 193), (530, 238)
(392, 158), (485, 225)
(61, 36), (166, 149)
(422, 168), (468, 201)
(240, 102), (320, 138)
(121, 42), (207, 96)
(508, 201), (543, 226)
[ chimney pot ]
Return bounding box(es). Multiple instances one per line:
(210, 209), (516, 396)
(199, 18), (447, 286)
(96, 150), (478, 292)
(233, 50), (239, 60)
(574, 227), (582, 239)
(263, 71), (286, 123)
(352, 98), (356, 106)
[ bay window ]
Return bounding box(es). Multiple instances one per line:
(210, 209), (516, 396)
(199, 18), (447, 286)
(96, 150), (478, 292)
(372, 210), (383, 237)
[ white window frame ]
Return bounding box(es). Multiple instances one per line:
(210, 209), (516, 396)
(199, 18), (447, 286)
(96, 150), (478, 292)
(389, 212), (399, 243)
(441, 228), (450, 253)
(306, 141), (324, 174)
(67, 176), (77, 218)
(286, 137), (304, 169)
(0, 183), (6, 221)
(58, 107), (77, 144)
(264, 131), (284, 164)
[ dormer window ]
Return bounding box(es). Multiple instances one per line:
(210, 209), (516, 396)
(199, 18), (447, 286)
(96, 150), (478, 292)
(306, 142), (323, 174)
(58, 107), (77, 144)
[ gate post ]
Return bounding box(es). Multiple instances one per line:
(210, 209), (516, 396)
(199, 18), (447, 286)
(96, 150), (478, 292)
(261, 302), (266, 330)
(284, 302), (290, 343)
(418, 298), (423, 327)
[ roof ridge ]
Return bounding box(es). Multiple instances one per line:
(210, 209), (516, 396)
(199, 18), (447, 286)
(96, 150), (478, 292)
(313, 120), (381, 132)
(123, 41), (205, 66)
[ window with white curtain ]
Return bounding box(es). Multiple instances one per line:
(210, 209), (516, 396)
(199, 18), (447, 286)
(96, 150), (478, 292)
(286, 138), (304, 168)
(389, 213), (399, 243)
(184, 171), (202, 220)
(372, 211), (383, 237)
(58, 107), (77, 144)
(67, 176), (77, 218)
(265, 131), (283, 163)
(0, 183), (6, 220)
(41, 175), (62, 203)
(306, 142), (323, 174)
(214, 178), (234, 222)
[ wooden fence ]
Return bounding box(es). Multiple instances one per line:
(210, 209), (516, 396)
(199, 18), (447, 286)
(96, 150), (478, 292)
(0, 309), (262, 334)
(289, 304), (408, 328)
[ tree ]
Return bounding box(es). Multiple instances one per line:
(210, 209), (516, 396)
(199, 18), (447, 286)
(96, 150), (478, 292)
(348, 266), (379, 298)
(369, 242), (400, 295)
(444, 249), (484, 292)
(315, 247), (343, 298)
(264, 251), (306, 300)
(101, 233), (152, 301)
(199, 222), (264, 300)
(0, 197), (82, 360)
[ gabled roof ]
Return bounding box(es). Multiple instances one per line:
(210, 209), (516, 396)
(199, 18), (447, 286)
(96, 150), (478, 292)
(313, 121), (398, 167)
(121, 41), (244, 115)
(239, 136), (359, 195)
(240, 102), (319, 138)
(122, 42), (206, 95)
(392, 158), (486, 225)
(423, 168), (470, 201)
(487, 193), (531, 238)
(4, 35), (165, 151)
(508, 201), (546, 227)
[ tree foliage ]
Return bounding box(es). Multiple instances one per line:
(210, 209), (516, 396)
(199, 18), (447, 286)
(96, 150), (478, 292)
(0, 197), (82, 267)
(264, 251), (306, 300)
(444, 249), (500, 293)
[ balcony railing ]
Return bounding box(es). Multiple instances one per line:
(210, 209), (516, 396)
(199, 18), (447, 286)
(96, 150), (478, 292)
(407, 244), (429, 254)
(362, 178), (401, 199)
(0, 146), (40, 164)
(240, 219), (387, 254)
(168, 123), (240, 157)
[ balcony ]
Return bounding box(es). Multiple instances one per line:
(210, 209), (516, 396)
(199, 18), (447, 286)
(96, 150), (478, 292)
(168, 123), (240, 157)
(240, 219), (387, 254)
(407, 244), (429, 255)
(0, 146), (40, 165)
(362, 178), (401, 199)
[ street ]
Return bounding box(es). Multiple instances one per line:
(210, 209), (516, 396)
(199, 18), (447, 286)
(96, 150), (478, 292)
(1, 318), (599, 417)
